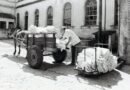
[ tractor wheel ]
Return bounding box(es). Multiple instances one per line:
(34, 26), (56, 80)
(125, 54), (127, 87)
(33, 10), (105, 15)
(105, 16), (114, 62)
(27, 45), (43, 69)
(52, 49), (67, 63)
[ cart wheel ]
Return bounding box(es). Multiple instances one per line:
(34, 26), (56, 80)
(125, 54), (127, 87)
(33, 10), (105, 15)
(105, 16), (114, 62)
(27, 45), (43, 69)
(52, 49), (67, 63)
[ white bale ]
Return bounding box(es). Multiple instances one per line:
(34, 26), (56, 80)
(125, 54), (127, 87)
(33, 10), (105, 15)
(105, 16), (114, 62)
(36, 27), (47, 33)
(28, 25), (37, 33)
(28, 25), (48, 37)
(56, 38), (68, 51)
(76, 47), (118, 74)
(45, 26), (57, 33)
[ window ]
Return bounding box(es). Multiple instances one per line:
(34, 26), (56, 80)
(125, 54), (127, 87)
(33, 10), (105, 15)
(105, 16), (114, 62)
(85, 0), (97, 26)
(47, 6), (53, 25)
(114, 0), (119, 26)
(17, 13), (20, 28)
(63, 3), (72, 26)
(0, 21), (6, 29)
(34, 9), (39, 26)
(25, 11), (28, 30)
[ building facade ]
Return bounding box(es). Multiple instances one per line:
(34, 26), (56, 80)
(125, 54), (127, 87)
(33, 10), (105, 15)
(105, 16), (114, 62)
(0, 0), (16, 30)
(1, 0), (125, 62)
(16, 0), (117, 38)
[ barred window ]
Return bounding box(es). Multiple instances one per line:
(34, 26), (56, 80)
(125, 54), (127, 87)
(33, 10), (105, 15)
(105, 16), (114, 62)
(25, 11), (28, 30)
(34, 9), (39, 26)
(114, 0), (119, 26)
(63, 3), (72, 26)
(85, 0), (97, 26)
(47, 6), (53, 25)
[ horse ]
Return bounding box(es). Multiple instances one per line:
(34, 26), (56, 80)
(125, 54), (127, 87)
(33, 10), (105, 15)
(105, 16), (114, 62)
(12, 29), (27, 56)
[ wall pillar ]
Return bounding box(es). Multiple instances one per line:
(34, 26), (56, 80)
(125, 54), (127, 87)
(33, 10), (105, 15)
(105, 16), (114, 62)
(6, 21), (9, 29)
(126, 38), (130, 64)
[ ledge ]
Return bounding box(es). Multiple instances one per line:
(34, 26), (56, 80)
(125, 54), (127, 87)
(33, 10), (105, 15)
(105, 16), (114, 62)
(16, 0), (45, 8)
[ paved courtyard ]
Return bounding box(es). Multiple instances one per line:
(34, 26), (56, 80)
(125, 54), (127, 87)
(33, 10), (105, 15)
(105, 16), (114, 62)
(0, 40), (130, 90)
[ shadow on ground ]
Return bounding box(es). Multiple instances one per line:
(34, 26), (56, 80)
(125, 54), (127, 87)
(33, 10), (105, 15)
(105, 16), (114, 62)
(76, 70), (123, 89)
(118, 64), (130, 74)
(2, 54), (75, 78)
(2, 54), (124, 89)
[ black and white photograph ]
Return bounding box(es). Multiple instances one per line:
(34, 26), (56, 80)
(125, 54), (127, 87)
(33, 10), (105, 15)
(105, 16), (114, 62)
(0, 0), (130, 90)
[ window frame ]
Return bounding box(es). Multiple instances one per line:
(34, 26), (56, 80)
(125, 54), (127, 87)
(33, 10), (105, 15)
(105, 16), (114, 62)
(25, 11), (28, 30)
(114, 0), (119, 26)
(63, 2), (72, 26)
(85, 0), (97, 26)
(0, 21), (6, 29)
(47, 6), (53, 25)
(17, 13), (20, 28)
(34, 9), (39, 26)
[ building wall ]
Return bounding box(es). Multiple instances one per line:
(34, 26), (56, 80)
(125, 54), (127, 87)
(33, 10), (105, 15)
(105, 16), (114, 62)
(0, 0), (16, 29)
(119, 0), (130, 64)
(127, 0), (130, 64)
(16, 0), (115, 38)
(0, 0), (16, 15)
(0, 18), (14, 29)
(102, 0), (115, 30)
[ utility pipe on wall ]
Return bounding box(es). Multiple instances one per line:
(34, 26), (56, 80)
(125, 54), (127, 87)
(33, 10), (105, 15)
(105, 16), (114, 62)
(104, 0), (106, 31)
(98, 0), (102, 42)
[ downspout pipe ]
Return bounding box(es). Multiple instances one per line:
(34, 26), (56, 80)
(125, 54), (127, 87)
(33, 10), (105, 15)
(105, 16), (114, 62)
(104, 0), (106, 31)
(118, 0), (121, 56)
(99, 0), (102, 42)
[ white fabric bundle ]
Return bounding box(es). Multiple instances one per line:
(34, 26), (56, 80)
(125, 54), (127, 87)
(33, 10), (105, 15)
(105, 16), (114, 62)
(28, 25), (57, 33)
(28, 25), (58, 37)
(28, 25), (38, 33)
(36, 27), (47, 33)
(76, 47), (118, 74)
(45, 26), (57, 33)
(56, 38), (69, 51)
(28, 25), (45, 37)
(28, 25), (69, 51)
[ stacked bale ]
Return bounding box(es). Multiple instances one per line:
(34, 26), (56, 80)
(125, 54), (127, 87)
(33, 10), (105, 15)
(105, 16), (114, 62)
(76, 47), (118, 75)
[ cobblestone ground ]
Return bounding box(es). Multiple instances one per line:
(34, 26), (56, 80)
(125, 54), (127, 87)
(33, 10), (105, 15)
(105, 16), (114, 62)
(0, 40), (130, 90)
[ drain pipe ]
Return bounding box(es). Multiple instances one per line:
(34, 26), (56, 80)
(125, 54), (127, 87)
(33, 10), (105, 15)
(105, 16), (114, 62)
(98, 0), (103, 42)
(118, 0), (121, 56)
(104, 0), (106, 31)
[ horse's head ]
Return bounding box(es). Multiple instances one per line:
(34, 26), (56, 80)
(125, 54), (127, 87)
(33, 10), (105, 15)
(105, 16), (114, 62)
(15, 30), (27, 44)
